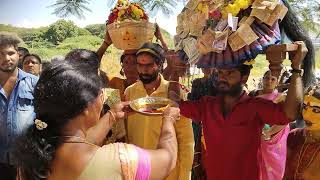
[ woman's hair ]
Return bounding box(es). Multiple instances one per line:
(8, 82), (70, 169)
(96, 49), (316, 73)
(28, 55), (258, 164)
(65, 49), (109, 86)
(14, 61), (102, 180)
(65, 49), (100, 74)
(281, 0), (316, 87)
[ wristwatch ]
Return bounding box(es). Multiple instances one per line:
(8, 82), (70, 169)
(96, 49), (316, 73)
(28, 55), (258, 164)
(290, 68), (304, 76)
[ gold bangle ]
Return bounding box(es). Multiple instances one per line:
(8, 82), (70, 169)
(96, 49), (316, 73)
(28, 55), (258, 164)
(108, 110), (116, 124)
(162, 116), (176, 122)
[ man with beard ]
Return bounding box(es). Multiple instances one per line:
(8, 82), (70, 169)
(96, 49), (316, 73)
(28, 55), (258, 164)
(125, 42), (194, 180)
(178, 41), (307, 180)
(0, 32), (38, 179)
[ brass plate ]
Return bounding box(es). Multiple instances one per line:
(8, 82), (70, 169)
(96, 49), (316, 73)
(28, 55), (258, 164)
(130, 97), (174, 115)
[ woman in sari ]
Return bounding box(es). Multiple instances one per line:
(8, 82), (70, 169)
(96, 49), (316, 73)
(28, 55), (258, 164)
(250, 70), (290, 180)
(14, 60), (179, 180)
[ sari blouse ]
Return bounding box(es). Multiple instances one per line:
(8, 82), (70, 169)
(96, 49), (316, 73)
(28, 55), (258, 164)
(78, 143), (150, 180)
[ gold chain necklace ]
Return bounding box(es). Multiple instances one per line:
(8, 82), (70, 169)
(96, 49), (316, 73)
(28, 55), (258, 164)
(59, 136), (98, 147)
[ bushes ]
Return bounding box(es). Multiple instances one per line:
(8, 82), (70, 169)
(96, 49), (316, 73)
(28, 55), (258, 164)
(56, 35), (102, 50)
(43, 19), (92, 45)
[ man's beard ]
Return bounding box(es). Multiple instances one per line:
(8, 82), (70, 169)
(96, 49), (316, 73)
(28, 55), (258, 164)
(217, 81), (243, 97)
(0, 63), (18, 73)
(139, 71), (159, 84)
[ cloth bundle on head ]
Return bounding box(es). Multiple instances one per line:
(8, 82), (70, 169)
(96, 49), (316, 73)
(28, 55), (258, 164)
(175, 0), (287, 69)
(136, 42), (165, 65)
(196, 21), (281, 68)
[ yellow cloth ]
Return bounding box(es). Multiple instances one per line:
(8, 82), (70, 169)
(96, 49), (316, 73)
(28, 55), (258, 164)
(78, 143), (142, 180)
(124, 75), (194, 180)
(78, 144), (123, 180)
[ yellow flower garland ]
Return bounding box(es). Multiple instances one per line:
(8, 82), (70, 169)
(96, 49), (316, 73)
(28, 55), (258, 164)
(221, 0), (253, 18)
(196, 2), (209, 14)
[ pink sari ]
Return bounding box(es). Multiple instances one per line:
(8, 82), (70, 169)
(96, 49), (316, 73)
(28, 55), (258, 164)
(119, 143), (151, 180)
(258, 91), (290, 180)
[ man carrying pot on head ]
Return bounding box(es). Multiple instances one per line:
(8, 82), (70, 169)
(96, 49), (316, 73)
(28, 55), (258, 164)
(125, 42), (194, 180)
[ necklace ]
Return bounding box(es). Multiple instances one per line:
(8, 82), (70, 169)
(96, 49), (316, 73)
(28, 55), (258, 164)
(59, 136), (98, 147)
(294, 136), (320, 179)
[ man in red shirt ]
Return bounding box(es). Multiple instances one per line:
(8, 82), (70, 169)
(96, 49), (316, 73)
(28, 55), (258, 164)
(178, 42), (307, 180)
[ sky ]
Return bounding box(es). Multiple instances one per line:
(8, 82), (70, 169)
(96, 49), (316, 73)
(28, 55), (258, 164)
(0, 0), (184, 35)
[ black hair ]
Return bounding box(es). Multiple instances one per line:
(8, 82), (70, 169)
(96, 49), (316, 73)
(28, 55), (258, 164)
(281, 0), (316, 87)
(0, 32), (22, 50)
(22, 54), (42, 64)
(18, 47), (30, 55)
(41, 61), (51, 72)
(177, 50), (189, 63)
(120, 53), (136, 64)
(314, 87), (320, 100)
(137, 42), (165, 65)
(65, 49), (100, 74)
(65, 49), (109, 86)
(14, 61), (103, 180)
(236, 64), (253, 77)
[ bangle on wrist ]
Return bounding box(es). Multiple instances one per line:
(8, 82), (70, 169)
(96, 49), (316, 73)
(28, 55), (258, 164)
(162, 115), (176, 122)
(290, 68), (304, 76)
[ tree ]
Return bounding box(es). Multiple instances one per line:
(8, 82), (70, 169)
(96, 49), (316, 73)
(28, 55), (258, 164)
(50, 0), (188, 19)
(43, 19), (91, 45)
(49, 0), (92, 19)
(84, 24), (105, 38)
(287, 0), (320, 36)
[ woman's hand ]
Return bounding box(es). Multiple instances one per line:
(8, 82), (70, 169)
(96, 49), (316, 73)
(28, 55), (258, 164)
(104, 30), (112, 46)
(163, 107), (180, 121)
(110, 101), (130, 119)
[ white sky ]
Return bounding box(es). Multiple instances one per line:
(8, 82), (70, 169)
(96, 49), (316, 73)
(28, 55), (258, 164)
(0, 0), (185, 35)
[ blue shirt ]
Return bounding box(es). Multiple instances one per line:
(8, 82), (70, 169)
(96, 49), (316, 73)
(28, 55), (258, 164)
(0, 69), (38, 164)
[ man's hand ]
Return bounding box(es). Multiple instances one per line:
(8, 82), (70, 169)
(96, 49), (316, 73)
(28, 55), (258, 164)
(290, 41), (308, 69)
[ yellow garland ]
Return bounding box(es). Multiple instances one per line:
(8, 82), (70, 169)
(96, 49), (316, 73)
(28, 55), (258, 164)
(131, 4), (144, 18)
(221, 0), (253, 18)
(196, 2), (209, 14)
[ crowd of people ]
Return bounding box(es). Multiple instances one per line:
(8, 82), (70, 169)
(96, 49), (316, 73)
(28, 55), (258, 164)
(0, 21), (319, 180)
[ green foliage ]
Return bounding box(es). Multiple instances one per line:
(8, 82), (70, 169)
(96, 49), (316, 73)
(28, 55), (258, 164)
(0, 24), (22, 32)
(316, 48), (320, 69)
(49, 0), (92, 19)
(43, 19), (91, 45)
(28, 48), (69, 60)
(85, 24), (105, 38)
(56, 35), (102, 50)
(287, 0), (320, 35)
(158, 28), (174, 49)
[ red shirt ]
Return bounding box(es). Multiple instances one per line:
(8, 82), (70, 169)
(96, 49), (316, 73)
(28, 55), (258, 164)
(179, 93), (290, 180)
